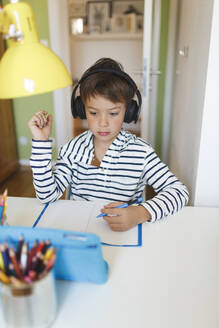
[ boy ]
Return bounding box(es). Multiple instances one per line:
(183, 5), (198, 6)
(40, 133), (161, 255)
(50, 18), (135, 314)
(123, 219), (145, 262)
(28, 58), (189, 231)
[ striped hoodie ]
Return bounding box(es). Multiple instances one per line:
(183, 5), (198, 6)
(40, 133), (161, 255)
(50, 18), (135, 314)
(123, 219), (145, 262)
(30, 130), (189, 222)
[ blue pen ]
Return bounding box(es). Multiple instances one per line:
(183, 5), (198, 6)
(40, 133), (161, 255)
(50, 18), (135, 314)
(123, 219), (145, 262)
(97, 196), (143, 218)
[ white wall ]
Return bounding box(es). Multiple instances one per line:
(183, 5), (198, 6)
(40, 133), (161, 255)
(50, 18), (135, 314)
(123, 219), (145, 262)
(193, 0), (219, 206)
(48, 0), (73, 148)
(70, 38), (143, 89)
(169, 0), (219, 207)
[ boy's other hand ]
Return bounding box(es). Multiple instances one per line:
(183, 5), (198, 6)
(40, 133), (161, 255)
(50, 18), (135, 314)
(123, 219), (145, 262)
(101, 202), (151, 231)
(28, 110), (52, 140)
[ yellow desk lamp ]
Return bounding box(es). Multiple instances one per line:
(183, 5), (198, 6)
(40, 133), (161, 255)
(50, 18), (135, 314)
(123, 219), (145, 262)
(0, 0), (72, 99)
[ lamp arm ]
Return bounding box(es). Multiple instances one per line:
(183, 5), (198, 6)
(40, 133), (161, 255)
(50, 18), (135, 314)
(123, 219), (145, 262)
(0, 6), (12, 35)
(0, 2), (39, 43)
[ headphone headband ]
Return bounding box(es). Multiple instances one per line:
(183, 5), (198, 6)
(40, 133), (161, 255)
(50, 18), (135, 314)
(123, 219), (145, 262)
(79, 68), (138, 90)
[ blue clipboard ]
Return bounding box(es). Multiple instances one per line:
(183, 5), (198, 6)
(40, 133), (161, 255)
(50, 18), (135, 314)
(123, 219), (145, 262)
(32, 203), (142, 247)
(0, 225), (108, 284)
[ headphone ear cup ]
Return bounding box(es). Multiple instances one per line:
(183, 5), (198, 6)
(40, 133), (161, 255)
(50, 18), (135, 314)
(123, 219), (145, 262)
(72, 96), (86, 119)
(124, 100), (139, 123)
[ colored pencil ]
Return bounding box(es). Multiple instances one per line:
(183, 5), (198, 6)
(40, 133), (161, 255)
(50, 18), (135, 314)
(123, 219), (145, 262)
(16, 235), (24, 262)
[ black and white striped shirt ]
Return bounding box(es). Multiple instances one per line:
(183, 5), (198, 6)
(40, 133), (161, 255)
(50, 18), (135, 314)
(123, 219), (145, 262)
(30, 130), (189, 222)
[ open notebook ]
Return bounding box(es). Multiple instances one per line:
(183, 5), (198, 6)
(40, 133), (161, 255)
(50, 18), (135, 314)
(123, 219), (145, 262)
(32, 200), (142, 247)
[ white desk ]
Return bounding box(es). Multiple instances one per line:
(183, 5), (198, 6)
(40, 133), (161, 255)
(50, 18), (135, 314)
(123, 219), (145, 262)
(1, 197), (219, 328)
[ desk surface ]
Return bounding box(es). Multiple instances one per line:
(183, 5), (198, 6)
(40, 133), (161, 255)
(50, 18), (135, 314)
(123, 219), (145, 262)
(1, 197), (219, 328)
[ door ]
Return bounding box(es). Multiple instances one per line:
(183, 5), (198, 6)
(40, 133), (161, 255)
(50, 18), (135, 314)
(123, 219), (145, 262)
(169, 0), (215, 201)
(48, 0), (157, 145)
(141, 0), (155, 142)
(0, 33), (19, 183)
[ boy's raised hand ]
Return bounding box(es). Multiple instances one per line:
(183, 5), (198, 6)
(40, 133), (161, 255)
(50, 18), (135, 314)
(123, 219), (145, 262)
(28, 110), (52, 140)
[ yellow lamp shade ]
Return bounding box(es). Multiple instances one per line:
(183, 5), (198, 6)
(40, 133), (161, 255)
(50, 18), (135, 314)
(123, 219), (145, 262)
(0, 42), (72, 99)
(0, 1), (72, 99)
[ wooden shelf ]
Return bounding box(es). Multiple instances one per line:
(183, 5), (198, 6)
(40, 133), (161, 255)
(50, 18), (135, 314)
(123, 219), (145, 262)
(71, 32), (143, 41)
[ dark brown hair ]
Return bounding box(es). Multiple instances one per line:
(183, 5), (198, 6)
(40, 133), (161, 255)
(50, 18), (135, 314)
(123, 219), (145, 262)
(80, 58), (135, 106)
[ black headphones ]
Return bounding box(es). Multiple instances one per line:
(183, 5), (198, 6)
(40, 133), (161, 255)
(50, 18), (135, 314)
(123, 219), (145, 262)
(71, 68), (142, 123)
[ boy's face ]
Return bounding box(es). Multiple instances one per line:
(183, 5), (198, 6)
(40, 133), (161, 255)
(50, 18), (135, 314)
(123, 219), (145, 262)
(85, 95), (126, 146)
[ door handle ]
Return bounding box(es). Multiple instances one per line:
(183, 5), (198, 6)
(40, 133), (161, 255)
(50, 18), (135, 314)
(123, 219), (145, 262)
(150, 69), (161, 76)
(133, 70), (162, 75)
(178, 46), (189, 57)
(133, 70), (144, 75)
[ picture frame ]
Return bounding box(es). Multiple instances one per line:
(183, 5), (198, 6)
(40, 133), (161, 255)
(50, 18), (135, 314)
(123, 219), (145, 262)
(69, 1), (86, 18)
(111, 14), (127, 33)
(70, 17), (84, 35)
(87, 1), (112, 33)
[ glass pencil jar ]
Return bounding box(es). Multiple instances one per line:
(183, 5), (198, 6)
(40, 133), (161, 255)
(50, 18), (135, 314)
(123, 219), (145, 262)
(0, 270), (57, 328)
(0, 215), (8, 226)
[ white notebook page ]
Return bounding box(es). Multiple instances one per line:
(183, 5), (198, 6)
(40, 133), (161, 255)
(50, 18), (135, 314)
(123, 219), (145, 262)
(36, 200), (139, 246)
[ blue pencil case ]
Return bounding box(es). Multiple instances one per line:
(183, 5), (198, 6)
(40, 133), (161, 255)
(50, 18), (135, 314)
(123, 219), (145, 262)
(0, 225), (108, 284)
